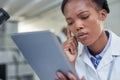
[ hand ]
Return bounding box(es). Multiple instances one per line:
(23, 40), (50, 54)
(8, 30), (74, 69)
(56, 71), (86, 80)
(63, 28), (78, 67)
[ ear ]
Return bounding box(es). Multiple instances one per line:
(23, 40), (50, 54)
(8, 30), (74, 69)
(99, 9), (107, 21)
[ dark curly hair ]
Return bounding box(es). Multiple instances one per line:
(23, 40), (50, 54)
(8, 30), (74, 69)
(61, 0), (110, 14)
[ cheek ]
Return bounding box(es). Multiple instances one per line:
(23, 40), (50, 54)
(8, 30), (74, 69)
(87, 22), (103, 45)
(81, 19), (102, 45)
(69, 27), (77, 35)
(90, 20), (102, 36)
(87, 16), (102, 33)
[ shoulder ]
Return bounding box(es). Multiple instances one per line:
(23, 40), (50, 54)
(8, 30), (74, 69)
(109, 30), (120, 54)
(110, 31), (120, 43)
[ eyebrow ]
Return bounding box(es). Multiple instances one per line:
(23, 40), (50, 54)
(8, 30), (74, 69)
(77, 10), (89, 16)
(66, 10), (89, 21)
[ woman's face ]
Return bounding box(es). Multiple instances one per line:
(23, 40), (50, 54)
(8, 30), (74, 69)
(64, 0), (107, 46)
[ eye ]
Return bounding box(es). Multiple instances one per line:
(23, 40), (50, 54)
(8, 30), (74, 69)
(67, 20), (74, 25)
(77, 12), (90, 20)
(68, 21), (73, 25)
(81, 15), (89, 20)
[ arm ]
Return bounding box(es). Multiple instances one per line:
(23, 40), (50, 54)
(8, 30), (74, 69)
(56, 28), (86, 80)
(62, 27), (78, 68)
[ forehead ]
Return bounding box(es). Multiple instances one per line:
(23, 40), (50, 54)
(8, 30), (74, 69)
(64, 0), (96, 15)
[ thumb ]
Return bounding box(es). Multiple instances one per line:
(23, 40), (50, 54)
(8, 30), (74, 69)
(81, 76), (86, 80)
(68, 72), (77, 80)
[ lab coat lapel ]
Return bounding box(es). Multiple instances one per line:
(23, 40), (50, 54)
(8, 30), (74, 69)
(97, 30), (120, 70)
(97, 49), (113, 70)
(78, 30), (120, 72)
(97, 46), (120, 70)
(80, 49), (96, 71)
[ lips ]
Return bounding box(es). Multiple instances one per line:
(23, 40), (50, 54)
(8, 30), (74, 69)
(77, 32), (88, 40)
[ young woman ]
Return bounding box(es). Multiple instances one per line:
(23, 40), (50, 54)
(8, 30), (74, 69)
(56, 0), (120, 80)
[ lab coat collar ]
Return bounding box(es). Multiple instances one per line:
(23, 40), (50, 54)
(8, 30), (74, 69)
(97, 31), (120, 70)
(79, 49), (96, 71)
(79, 30), (120, 71)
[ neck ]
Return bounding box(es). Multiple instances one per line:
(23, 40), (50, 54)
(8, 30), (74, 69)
(88, 31), (108, 57)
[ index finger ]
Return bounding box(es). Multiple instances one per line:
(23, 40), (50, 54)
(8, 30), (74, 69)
(67, 27), (72, 39)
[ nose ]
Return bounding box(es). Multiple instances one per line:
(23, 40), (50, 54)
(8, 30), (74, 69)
(75, 20), (84, 31)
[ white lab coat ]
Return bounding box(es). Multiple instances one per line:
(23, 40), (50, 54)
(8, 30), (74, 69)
(75, 30), (120, 80)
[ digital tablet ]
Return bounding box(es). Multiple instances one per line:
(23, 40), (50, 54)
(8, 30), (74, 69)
(11, 30), (79, 80)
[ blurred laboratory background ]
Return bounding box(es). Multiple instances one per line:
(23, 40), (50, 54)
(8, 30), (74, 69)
(0, 0), (120, 80)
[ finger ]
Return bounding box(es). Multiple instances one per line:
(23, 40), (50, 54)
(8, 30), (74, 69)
(56, 72), (67, 80)
(81, 76), (86, 80)
(63, 43), (74, 54)
(68, 72), (77, 80)
(64, 37), (77, 49)
(63, 42), (77, 55)
(64, 39), (77, 53)
(65, 37), (78, 51)
(69, 37), (78, 48)
(67, 27), (72, 39)
(64, 46), (72, 55)
(72, 37), (78, 48)
(73, 36), (78, 47)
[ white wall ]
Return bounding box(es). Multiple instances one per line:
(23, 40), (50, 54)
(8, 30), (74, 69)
(18, 0), (120, 37)
(105, 0), (120, 36)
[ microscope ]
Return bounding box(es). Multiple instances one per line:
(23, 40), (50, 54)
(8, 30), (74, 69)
(0, 8), (10, 25)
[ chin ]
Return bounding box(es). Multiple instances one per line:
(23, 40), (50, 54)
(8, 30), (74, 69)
(79, 40), (93, 46)
(80, 41), (89, 46)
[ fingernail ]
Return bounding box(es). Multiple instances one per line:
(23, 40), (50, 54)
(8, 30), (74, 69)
(68, 72), (72, 79)
(81, 76), (86, 80)
(55, 76), (59, 80)
(56, 72), (62, 78)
